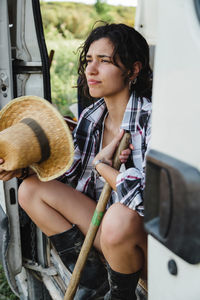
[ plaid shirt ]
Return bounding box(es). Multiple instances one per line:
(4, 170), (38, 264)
(62, 92), (151, 216)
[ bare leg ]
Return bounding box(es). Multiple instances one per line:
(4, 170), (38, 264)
(19, 176), (147, 276)
(100, 203), (147, 276)
(18, 176), (110, 298)
(18, 175), (101, 249)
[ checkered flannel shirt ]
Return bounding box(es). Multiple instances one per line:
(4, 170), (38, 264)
(61, 92), (152, 216)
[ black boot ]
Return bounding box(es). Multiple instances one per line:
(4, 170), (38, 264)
(104, 264), (140, 300)
(49, 225), (109, 300)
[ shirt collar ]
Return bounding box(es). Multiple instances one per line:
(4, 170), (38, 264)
(120, 93), (137, 131)
(84, 92), (139, 131)
(83, 98), (107, 126)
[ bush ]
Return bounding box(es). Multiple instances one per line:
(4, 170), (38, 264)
(0, 264), (18, 299)
(46, 38), (82, 116)
(41, 2), (136, 117)
(41, 2), (135, 39)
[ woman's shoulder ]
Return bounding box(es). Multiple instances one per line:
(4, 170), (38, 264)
(129, 92), (152, 113)
(78, 98), (106, 122)
(135, 94), (152, 113)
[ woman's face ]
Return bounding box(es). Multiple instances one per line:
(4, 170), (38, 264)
(85, 38), (128, 100)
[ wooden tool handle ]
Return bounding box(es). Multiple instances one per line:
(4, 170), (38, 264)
(64, 131), (131, 300)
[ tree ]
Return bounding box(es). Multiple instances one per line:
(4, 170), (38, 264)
(95, 0), (109, 15)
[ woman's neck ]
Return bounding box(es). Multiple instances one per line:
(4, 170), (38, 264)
(104, 90), (130, 129)
(102, 91), (130, 148)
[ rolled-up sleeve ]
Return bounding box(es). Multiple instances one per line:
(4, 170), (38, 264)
(116, 110), (152, 217)
(116, 167), (144, 216)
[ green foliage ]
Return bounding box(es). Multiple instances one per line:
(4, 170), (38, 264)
(47, 38), (82, 116)
(41, 1), (136, 116)
(0, 264), (18, 299)
(40, 2), (136, 39)
(94, 0), (113, 22)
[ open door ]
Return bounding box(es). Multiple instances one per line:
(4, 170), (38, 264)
(0, 0), (51, 298)
(141, 0), (200, 299)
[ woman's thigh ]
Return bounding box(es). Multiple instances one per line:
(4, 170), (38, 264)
(19, 176), (98, 239)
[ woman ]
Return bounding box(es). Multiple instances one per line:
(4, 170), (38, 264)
(0, 23), (152, 299)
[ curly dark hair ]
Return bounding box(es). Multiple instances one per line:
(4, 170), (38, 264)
(78, 22), (152, 102)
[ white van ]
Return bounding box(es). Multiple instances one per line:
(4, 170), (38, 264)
(136, 1), (200, 299)
(0, 0), (199, 299)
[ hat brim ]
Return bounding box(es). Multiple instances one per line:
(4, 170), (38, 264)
(0, 96), (74, 181)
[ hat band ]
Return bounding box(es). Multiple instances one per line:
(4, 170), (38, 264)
(20, 118), (50, 164)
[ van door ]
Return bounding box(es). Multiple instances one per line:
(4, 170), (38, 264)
(142, 0), (200, 299)
(0, 0), (51, 298)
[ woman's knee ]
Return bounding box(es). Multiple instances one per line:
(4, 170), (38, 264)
(18, 175), (39, 210)
(100, 203), (144, 248)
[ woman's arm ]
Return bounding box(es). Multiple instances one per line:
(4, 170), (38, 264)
(116, 112), (152, 216)
(95, 163), (119, 191)
(93, 129), (133, 190)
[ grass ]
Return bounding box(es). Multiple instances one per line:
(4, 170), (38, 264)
(0, 264), (18, 299)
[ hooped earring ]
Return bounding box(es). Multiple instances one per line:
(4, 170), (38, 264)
(129, 77), (137, 90)
(132, 77), (137, 85)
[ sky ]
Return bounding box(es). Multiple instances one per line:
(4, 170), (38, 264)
(45, 0), (137, 7)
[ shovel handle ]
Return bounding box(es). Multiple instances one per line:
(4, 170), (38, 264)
(64, 131), (131, 300)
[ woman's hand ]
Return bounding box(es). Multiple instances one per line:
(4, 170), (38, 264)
(0, 158), (22, 181)
(119, 143), (134, 163)
(93, 129), (133, 166)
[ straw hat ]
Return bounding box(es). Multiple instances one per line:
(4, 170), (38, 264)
(0, 95), (74, 181)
